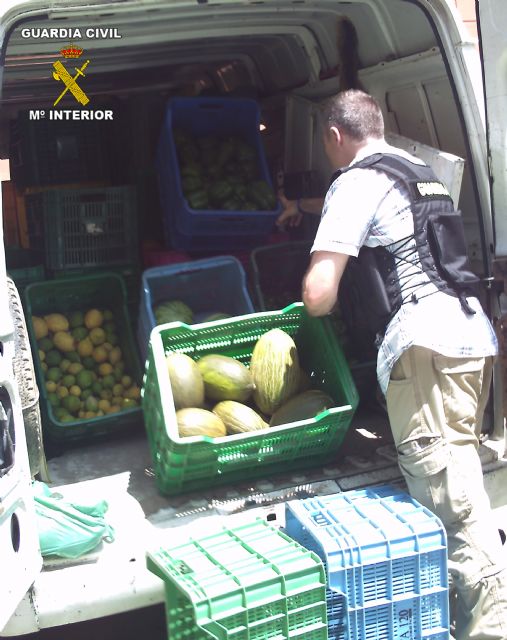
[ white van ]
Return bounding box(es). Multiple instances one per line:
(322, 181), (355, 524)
(1, 0), (507, 635)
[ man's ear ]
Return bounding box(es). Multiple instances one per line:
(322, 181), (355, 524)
(329, 125), (341, 145)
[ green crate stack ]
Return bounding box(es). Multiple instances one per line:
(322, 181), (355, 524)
(24, 185), (141, 322)
(147, 518), (328, 640)
(142, 302), (359, 495)
(24, 185), (139, 272)
(24, 272), (143, 443)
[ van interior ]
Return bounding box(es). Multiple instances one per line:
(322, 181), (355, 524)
(0, 0), (494, 511)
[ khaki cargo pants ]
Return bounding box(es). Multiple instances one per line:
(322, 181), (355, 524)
(386, 346), (507, 640)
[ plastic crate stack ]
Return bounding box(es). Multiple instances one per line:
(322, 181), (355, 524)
(285, 485), (450, 640)
(137, 256), (255, 363)
(156, 97), (282, 252)
(141, 302), (359, 495)
(147, 518), (329, 640)
(8, 109), (141, 315)
(24, 186), (140, 313)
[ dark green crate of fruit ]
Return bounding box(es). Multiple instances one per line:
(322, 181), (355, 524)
(142, 303), (359, 495)
(24, 273), (144, 442)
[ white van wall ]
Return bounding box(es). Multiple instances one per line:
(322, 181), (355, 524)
(284, 46), (486, 273)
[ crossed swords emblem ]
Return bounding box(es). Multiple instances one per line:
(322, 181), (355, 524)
(52, 59), (90, 106)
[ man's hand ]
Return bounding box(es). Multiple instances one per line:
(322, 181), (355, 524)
(276, 192), (303, 228)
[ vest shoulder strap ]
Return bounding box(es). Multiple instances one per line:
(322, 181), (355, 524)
(333, 152), (453, 203)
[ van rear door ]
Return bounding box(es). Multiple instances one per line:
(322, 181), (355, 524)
(0, 1), (43, 632)
(477, 0), (507, 257)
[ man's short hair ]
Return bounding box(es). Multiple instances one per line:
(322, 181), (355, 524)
(321, 89), (384, 141)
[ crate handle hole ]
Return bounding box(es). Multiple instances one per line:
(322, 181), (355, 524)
(176, 561), (193, 575)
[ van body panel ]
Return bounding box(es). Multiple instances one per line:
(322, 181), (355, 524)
(477, 0), (507, 257)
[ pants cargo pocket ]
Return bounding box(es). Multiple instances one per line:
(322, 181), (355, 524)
(396, 435), (473, 527)
(433, 354), (485, 442)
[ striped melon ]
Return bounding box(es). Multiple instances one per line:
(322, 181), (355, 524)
(249, 328), (300, 415)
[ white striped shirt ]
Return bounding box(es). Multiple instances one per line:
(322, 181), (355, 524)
(311, 141), (497, 393)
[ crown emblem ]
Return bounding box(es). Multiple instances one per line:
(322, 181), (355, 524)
(60, 44), (83, 59)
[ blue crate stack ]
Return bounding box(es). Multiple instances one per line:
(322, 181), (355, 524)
(285, 485), (450, 640)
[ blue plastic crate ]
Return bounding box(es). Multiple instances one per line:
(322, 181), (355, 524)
(284, 485), (450, 640)
(156, 97), (281, 240)
(160, 204), (269, 252)
(137, 255), (255, 363)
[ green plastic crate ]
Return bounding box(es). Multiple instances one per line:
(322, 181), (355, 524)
(7, 264), (45, 296)
(25, 186), (139, 273)
(147, 518), (328, 640)
(54, 263), (142, 320)
(142, 303), (359, 495)
(24, 272), (143, 442)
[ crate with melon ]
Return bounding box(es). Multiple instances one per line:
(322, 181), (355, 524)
(142, 302), (359, 495)
(137, 256), (254, 363)
(24, 273), (143, 442)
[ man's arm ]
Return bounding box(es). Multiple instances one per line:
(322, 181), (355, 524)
(276, 195), (325, 228)
(302, 250), (350, 316)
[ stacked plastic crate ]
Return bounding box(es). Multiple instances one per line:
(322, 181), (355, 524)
(9, 108), (141, 314)
(285, 485), (450, 640)
(147, 518), (329, 640)
(147, 486), (450, 640)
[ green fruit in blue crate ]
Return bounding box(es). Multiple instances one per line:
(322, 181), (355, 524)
(154, 300), (193, 326)
(248, 180), (278, 210)
(249, 329), (300, 415)
(186, 189), (209, 210)
(196, 354), (254, 403)
(165, 353), (205, 410)
(269, 389), (335, 427)
(208, 180), (234, 205)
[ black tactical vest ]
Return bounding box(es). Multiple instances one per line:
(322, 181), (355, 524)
(336, 153), (480, 341)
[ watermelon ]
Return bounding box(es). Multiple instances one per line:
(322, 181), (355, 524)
(154, 300), (193, 326)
